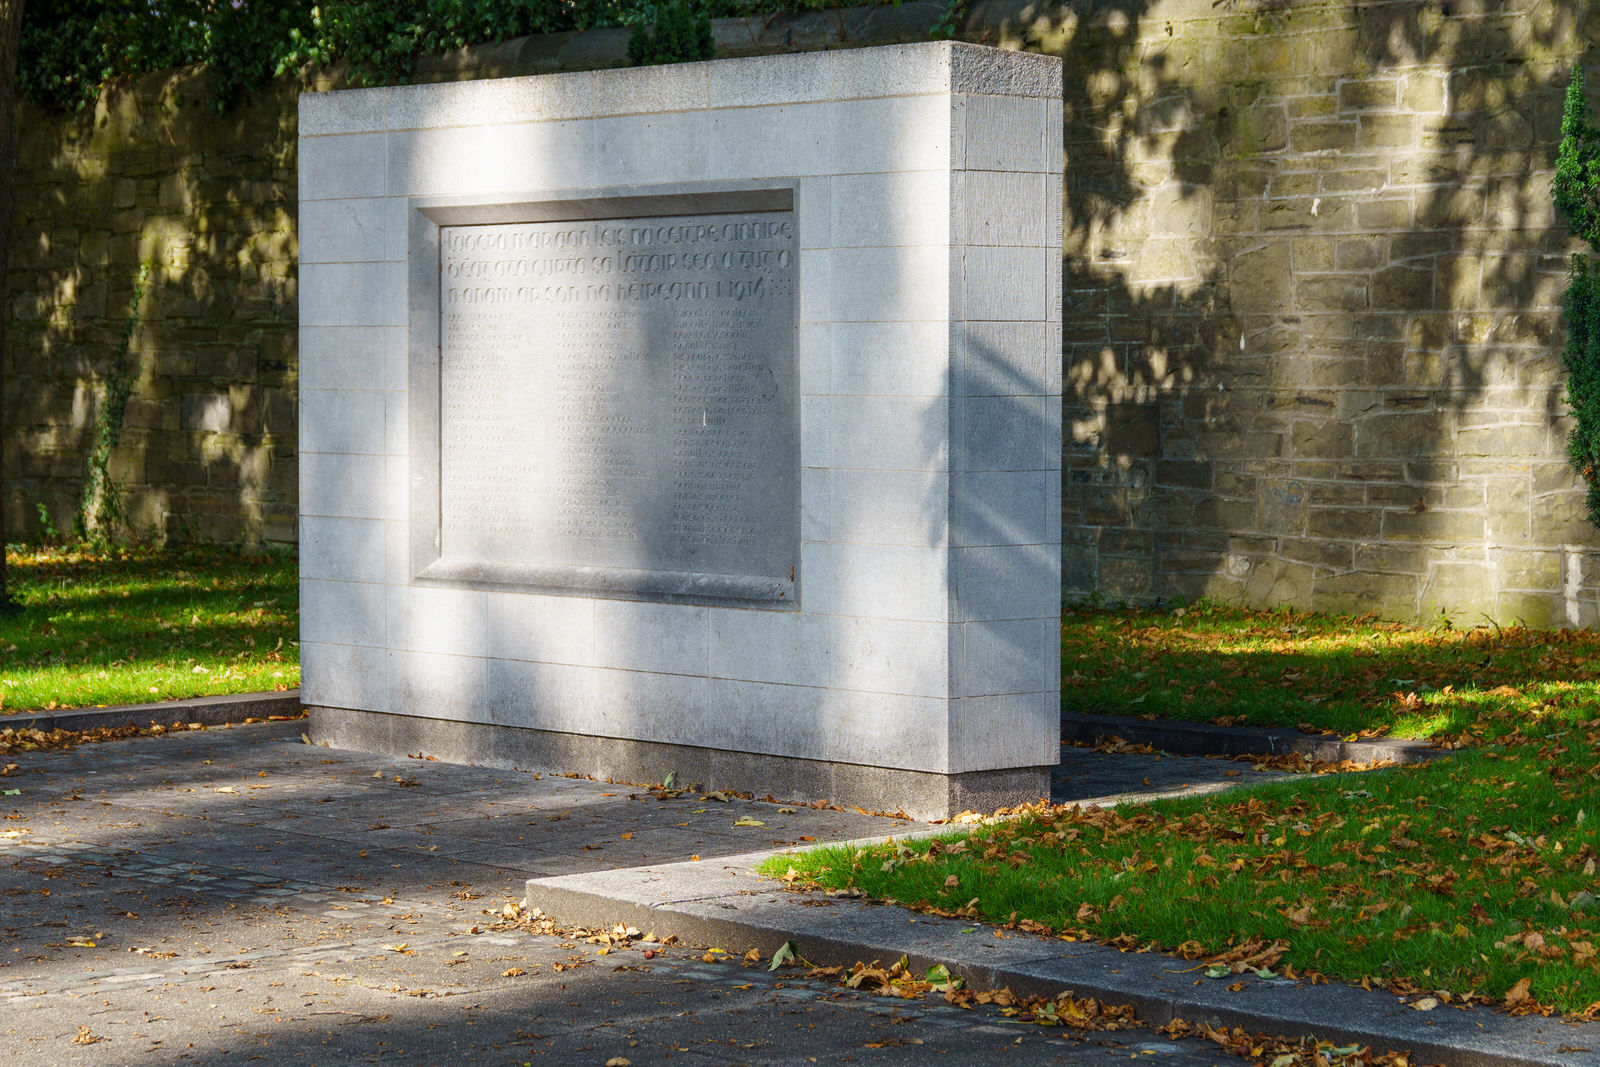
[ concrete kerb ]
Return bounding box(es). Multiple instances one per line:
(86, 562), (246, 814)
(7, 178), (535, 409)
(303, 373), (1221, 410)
(1061, 711), (1447, 765)
(1, 690), (305, 734)
(527, 846), (1599, 1067)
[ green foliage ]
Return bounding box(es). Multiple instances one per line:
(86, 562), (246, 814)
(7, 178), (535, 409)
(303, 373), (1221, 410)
(20, 0), (200, 109)
(203, 1), (318, 108)
(1556, 68), (1600, 248)
(33, 504), (60, 544)
(78, 263), (150, 545)
(626, 0), (714, 66)
(1061, 599), (1600, 740)
(926, 0), (966, 41)
(278, 0), (603, 89)
(21, 0), (876, 110)
(19, 0), (312, 111)
(1554, 67), (1600, 530)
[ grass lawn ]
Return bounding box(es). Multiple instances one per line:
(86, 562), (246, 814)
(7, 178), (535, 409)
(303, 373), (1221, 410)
(1, 544), (298, 713)
(767, 603), (1600, 1016)
(768, 738), (1600, 1013)
(1061, 599), (1600, 740)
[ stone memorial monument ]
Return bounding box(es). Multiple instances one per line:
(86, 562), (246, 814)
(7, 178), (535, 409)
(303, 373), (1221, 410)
(298, 40), (1063, 818)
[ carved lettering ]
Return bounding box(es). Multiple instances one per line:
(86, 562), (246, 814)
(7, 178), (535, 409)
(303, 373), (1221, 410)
(436, 207), (797, 591)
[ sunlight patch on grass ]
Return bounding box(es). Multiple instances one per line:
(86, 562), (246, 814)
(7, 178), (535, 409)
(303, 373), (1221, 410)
(1, 544), (298, 712)
(1062, 599), (1600, 739)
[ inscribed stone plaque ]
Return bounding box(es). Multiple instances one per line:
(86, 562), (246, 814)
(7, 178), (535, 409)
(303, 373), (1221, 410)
(432, 205), (798, 603)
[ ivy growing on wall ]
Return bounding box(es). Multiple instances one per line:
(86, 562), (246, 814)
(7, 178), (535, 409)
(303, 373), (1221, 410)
(78, 262), (150, 543)
(1554, 67), (1600, 531)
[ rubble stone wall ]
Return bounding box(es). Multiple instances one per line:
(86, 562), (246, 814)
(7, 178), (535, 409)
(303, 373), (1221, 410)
(6, 72), (299, 544)
(969, 0), (1599, 625)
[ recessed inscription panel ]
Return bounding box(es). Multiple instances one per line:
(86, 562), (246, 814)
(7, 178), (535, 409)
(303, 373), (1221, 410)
(435, 207), (797, 601)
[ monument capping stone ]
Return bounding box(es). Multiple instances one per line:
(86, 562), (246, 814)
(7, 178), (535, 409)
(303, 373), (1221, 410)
(298, 41), (1064, 819)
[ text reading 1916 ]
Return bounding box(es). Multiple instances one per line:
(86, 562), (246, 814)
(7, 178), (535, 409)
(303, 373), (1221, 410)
(438, 210), (798, 596)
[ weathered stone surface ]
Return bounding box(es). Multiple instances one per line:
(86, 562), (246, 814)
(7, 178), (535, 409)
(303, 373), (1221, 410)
(7, 76), (300, 545)
(1057, 0), (1600, 627)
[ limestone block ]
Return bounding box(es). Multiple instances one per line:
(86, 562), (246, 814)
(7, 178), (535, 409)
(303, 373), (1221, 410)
(831, 245), (950, 322)
(707, 609), (828, 688)
(301, 641), (388, 713)
(1354, 198), (1412, 230)
(1297, 274), (1368, 311)
(831, 617), (950, 698)
(1229, 241), (1293, 311)
(1307, 507), (1381, 540)
(387, 650), (491, 724)
(300, 516), (387, 583)
(831, 468), (948, 547)
(1371, 264), (1435, 310)
(299, 451), (386, 519)
(1455, 424), (1548, 458)
(1494, 592), (1568, 629)
(1530, 489), (1597, 544)
(1381, 509), (1487, 544)
(1419, 563), (1498, 621)
(1289, 119), (1358, 152)
(709, 102), (832, 180)
(1281, 537), (1353, 569)
(1311, 571), (1420, 618)
(1097, 554), (1155, 598)
(298, 389), (385, 456)
(1257, 479), (1306, 534)
(962, 93), (1049, 173)
(1491, 548), (1561, 591)
(1354, 411), (1453, 456)
(831, 95), (954, 174)
(300, 577), (386, 647)
(299, 133), (385, 200)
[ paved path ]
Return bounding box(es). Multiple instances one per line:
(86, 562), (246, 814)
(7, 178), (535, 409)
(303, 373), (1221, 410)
(1052, 744), (1292, 807)
(0, 722), (1264, 1066)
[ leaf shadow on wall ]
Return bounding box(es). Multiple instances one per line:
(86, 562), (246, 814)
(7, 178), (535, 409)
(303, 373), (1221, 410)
(5, 64), (299, 546)
(973, 0), (1598, 627)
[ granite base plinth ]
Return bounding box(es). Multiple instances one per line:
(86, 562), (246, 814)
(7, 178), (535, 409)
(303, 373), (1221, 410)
(308, 706), (1049, 821)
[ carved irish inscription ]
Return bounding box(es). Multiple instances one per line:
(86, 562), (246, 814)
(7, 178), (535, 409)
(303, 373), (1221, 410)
(433, 205), (798, 602)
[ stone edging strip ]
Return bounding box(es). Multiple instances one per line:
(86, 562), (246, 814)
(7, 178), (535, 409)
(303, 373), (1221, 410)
(1061, 711), (1446, 765)
(527, 850), (1596, 1067)
(2, 691), (304, 734)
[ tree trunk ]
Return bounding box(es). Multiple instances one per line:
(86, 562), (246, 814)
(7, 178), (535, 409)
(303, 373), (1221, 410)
(0, 0), (23, 615)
